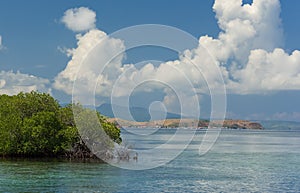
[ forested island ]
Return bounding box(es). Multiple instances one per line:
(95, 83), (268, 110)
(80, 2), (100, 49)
(0, 91), (121, 159)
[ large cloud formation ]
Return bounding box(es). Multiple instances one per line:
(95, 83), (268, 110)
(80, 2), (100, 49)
(0, 71), (51, 95)
(61, 7), (96, 32)
(54, 30), (125, 98)
(55, 0), (300, 109)
(202, 0), (300, 94)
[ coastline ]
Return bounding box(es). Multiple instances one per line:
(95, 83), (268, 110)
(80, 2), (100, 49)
(108, 118), (264, 130)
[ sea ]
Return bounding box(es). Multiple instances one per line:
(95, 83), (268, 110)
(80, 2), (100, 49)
(0, 125), (300, 192)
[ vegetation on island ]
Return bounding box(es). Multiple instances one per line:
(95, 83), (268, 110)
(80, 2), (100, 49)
(0, 91), (121, 159)
(108, 118), (264, 130)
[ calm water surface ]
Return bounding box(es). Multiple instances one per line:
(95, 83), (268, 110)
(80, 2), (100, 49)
(0, 128), (300, 192)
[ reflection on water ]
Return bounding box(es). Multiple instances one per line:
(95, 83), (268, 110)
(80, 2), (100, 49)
(0, 129), (299, 192)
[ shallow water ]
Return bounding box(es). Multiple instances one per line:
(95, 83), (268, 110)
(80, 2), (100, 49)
(0, 129), (299, 192)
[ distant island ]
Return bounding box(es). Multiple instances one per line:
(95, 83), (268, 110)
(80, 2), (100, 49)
(107, 118), (264, 130)
(99, 103), (264, 130)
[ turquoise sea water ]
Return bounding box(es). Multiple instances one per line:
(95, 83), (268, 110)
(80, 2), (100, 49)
(0, 128), (300, 192)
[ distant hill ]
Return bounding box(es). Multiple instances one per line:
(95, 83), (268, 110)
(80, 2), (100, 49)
(97, 103), (181, 122)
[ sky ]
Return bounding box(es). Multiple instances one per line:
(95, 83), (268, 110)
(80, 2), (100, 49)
(0, 0), (300, 121)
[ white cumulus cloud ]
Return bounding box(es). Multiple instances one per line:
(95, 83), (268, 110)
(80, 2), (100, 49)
(0, 71), (51, 95)
(202, 0), (283, 67)
(61, 7), (96, 32)
(55, 0), (300, 113)
(53, 29), (125, 102)
(230, 49), (300, 93)
(199, 0), (300, 94)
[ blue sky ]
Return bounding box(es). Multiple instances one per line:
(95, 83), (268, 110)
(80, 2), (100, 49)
(0, 0), (219, 78)
(0, 0), (300, 121)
